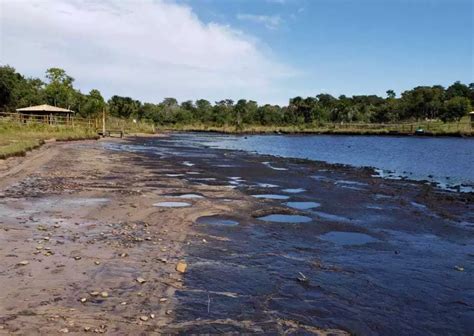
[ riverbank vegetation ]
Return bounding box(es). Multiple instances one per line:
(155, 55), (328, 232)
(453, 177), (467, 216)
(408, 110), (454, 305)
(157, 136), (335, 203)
(1, 65), (472, 135)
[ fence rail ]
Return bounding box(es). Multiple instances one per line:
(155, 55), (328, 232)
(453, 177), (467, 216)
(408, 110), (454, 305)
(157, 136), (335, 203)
(1, 112), (471, 135)
(0, 112), (155, 134)
(0, 112), (97, 129)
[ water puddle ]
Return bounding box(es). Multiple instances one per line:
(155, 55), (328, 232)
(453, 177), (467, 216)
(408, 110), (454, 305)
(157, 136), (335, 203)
(153, 202), (191, 208)
(313, 211), (354, 223)
(196, 215), (239, 226)
(257, 214), (312, 223)
(320, 231), (378, 246)
(282, 188), (306, 193)
(262, 161), (288, 171)
(252, 194), (290, 200)
(256, 183), (279, 188)
(166, 193), (204, 199)
(285, 201), (320, 210)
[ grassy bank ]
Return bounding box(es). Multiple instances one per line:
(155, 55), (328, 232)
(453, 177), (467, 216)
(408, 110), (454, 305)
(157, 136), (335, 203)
(158, 119), (473, 137)
(0, 121), (98, 159)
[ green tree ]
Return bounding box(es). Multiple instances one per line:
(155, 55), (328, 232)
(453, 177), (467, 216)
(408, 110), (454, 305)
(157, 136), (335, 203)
(44, 68), (76, 108)
(439, 96), (471, 122)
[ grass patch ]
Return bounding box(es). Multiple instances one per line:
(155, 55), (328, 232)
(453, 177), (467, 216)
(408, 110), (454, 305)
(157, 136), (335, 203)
(0, 120), (98, 159)
(157, 119), (472, 136)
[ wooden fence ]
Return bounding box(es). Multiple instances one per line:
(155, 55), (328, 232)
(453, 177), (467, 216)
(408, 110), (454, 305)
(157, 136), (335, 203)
(1, 112), (471, 135)
(0, 112), (97, 129)
(0, 112), (155, 134)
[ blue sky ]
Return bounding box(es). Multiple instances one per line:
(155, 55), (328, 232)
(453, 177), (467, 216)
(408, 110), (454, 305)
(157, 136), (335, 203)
(1, 0), (472, 105)
(185, 0), (473, 97)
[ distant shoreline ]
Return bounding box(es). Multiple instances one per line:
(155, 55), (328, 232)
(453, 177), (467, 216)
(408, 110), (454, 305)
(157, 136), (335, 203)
(161, 126), (473, 138)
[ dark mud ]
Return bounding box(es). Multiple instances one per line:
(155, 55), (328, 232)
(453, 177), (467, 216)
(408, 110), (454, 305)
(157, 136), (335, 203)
(107, 134), (474, 335)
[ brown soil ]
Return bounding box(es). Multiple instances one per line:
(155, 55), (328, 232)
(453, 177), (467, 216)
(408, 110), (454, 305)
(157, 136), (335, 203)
(0, 139), (262, 335)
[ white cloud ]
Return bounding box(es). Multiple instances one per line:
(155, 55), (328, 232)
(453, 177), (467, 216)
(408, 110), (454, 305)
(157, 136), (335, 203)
(0, 0), (296, 105)
(237, 14), (283, 30)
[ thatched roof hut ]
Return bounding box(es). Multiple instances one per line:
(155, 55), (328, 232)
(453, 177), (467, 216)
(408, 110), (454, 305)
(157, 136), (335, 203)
(16, 104), (74, 116)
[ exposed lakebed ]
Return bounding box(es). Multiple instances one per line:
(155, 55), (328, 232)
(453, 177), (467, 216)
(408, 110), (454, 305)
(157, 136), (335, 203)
(106, 133), (474, 335)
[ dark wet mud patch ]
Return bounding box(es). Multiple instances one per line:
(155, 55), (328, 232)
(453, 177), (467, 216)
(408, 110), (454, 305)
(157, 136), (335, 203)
(320, 231), (379, 246)
(285, 201), (320, 210)
(152, 201), (191, 208)
(196, 215), (239, 227)
(258, 214), (312, 223)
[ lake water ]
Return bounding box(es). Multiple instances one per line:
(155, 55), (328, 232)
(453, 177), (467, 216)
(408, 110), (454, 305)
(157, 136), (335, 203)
(176, 133), (474, 191)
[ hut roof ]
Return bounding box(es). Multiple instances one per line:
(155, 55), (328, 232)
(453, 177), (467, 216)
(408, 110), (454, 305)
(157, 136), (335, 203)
(16, 104), (74, 114)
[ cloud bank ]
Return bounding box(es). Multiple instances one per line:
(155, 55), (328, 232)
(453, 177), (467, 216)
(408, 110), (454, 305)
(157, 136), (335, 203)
(0, 0), (296, 104)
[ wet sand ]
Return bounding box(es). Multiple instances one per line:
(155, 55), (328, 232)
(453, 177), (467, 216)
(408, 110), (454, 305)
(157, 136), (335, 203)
(0, 135), (473, 335)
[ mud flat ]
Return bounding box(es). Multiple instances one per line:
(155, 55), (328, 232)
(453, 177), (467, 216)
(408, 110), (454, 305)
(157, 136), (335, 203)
(0, 135), (473, 335)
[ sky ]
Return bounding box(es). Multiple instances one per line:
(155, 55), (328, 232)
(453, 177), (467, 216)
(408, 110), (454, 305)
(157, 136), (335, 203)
(0, 0), (472, 106)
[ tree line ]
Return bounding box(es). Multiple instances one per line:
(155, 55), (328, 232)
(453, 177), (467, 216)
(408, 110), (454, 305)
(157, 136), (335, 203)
(1, 65), (472, 126)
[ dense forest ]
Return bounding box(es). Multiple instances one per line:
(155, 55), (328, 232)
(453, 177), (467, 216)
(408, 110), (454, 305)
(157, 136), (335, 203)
(1, 65), (472, 127)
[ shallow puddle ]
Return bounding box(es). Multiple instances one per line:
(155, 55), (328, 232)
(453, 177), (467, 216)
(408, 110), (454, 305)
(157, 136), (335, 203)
(257, 214), (312, 223)
(262, 161), (288, 171)
(282, 188), (306, 193)
(167, 193), (204, 199)
(320, 231), (378, 246)
(196, 215), (239, 226)
(285, 201), (320, 210)
(252, 194), (290, 200)
(256, 183), (279, 188)
(153, 202), (191, 208)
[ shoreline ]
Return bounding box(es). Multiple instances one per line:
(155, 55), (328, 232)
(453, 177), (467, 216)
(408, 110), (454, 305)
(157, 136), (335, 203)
(161, 127), (473, 138)
(0, 136), (473, 334)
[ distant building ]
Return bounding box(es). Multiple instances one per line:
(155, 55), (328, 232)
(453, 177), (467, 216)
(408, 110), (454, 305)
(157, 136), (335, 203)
(16, 104), (74, 118)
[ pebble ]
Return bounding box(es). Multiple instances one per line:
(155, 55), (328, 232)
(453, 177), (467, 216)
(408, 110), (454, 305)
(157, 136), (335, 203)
(139, 315), (149, 321)
(176, 261), (187, 273)
(94, 261), (101, 265)
(159, 298), (167, 303)
(136, 277), (146, 284)
(18, 260), (29, 266)
(80, 298), (87, 303)
(100, 291), (109, 298)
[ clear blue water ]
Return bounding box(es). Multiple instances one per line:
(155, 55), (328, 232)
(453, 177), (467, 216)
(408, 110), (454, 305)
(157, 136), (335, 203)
(187, 133), (474, 190)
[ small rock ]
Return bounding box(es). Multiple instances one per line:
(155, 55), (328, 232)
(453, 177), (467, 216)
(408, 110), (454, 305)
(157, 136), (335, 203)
(80, 298), (87, 303)
(94, 261), (101, 265)
(90, 291), (100, 296)
(136, 277), (146, 284)
(176, 261), (187, 273)
(165, 309), (172, 315)
(455, 265), (465, 272)
(100, 291), (108, 298)
(150, 314), (155, 319)
(83, 326), (91, 332)
(59, 328), (69, 333)
(18, 260), (29, 266)
(73, 256), (81, 261)
(159, 298), (167, 303)
(139, 315), (149, 321)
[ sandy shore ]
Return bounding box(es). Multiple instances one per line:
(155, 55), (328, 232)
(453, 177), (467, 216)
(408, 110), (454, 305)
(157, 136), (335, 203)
(1, 135), (472, 335)
(0, 138), (258, 334)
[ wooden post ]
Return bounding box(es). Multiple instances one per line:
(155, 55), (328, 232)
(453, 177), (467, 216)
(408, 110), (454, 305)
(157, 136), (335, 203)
(102, 108), (106, 135)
